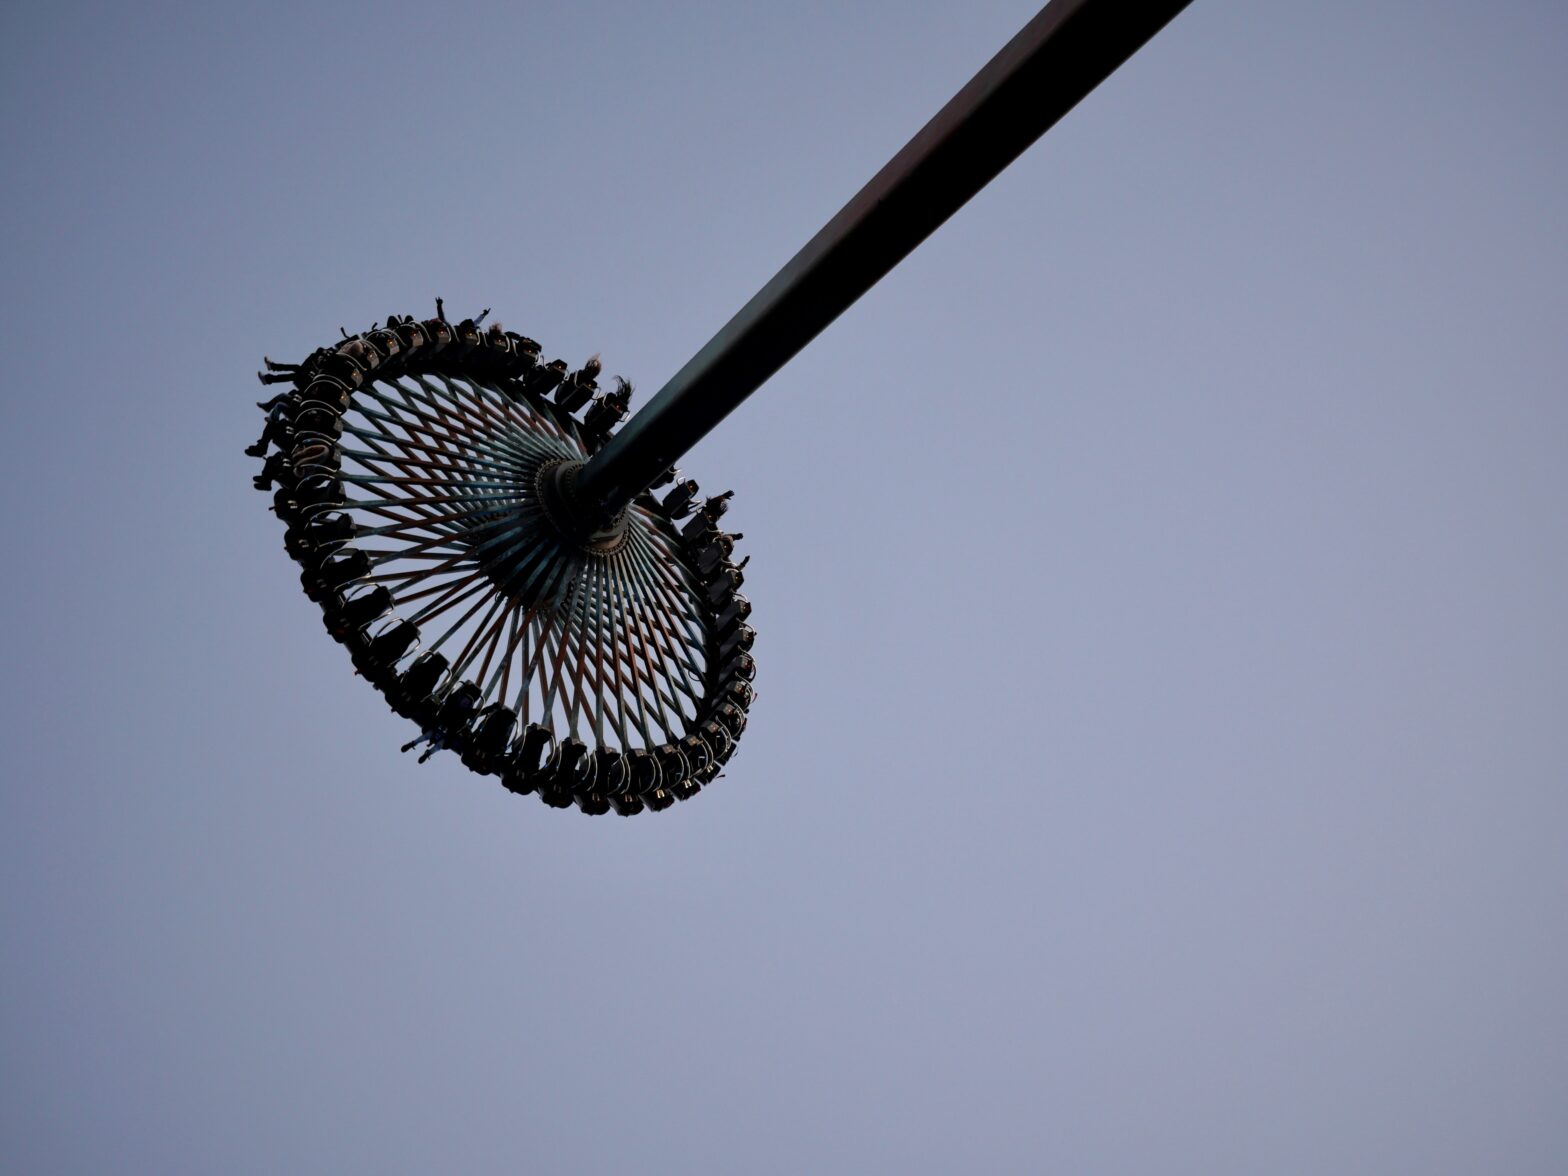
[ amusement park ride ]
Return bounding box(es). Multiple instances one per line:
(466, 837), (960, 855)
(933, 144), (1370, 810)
(248, 0), (1192, 813)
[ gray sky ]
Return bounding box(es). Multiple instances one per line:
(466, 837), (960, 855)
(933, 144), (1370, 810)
(3, 1), (1565, 1172)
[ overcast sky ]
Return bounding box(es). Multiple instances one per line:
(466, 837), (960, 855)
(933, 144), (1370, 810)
(3, 1), (1565, 1172)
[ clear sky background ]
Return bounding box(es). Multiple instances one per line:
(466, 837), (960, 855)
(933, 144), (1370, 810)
(3, 1), (1565, 1172)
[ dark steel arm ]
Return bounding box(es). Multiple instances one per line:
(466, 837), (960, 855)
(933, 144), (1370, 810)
(576, 0), (1193, 518)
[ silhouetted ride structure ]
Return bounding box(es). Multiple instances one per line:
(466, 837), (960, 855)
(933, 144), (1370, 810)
(247, 0), (1191, 813)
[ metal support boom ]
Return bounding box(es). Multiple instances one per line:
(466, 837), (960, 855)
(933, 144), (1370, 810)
(575, 0), (1193, 520)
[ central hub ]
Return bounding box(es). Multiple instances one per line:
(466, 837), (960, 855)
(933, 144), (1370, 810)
(533, 459), (630, 554)
(462, 458), (631, 614)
